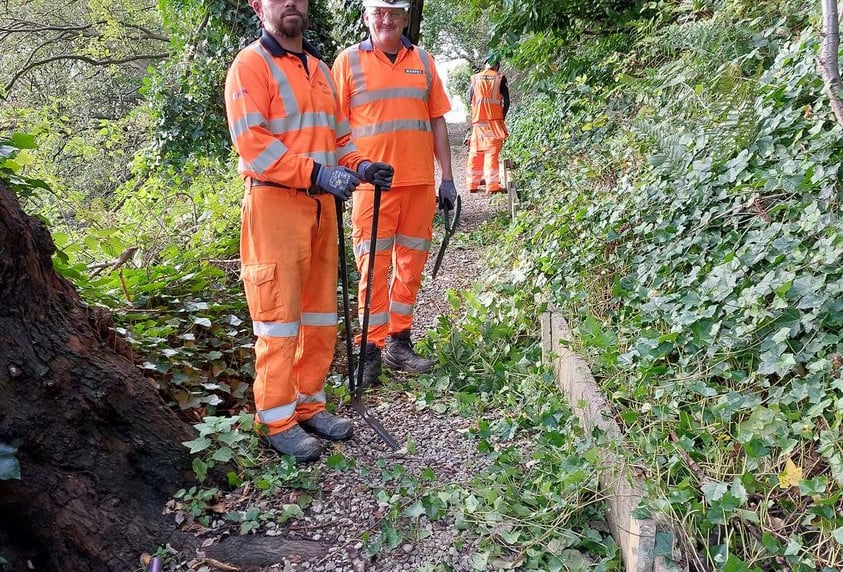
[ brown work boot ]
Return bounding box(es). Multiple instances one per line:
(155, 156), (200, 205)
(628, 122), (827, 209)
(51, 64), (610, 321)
(266, 424), (321, 462)
(300, 411), (353, 441)
(383, 330), (434, 373)
(359, 342), (383, 388)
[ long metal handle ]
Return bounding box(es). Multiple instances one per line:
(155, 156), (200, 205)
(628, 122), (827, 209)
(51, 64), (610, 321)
(354, 185), (382, 396)
(431, 194), (462, 279)
(336, 199), (357, 397)
(335, 193), (400, 451)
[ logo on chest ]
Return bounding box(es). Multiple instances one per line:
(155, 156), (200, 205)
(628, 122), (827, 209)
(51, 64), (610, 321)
(404, 68), (424, 75)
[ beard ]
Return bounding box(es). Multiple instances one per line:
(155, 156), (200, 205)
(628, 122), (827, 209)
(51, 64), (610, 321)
(268, 8), (309, 38)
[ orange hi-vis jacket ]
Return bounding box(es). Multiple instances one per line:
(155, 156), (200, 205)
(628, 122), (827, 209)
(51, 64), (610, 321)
(470, 68), (508, 138)
(225, 34), (363, 187)
(224, 33), (364, 435)
(332, 36), (451, 188)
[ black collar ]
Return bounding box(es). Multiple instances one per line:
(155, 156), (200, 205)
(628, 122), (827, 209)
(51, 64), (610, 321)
(359, 35), (413, 52)
(259, 29), (322, 59)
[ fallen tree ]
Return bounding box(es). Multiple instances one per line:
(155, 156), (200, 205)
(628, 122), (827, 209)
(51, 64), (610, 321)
(0, 181), (195, 570)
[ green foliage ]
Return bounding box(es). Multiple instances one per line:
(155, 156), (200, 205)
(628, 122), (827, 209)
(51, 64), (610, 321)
(182, 412), (258, 483)
(469, 0), (644, 56)
(0, 133), (51, 199)
(175, 412), (319, 529)
(446, 61), (473, 111)
(359, 275), (619, 568)
(501, 2), (842, 569)
(421, 0), (489, 60)
(146, 0), (337, 166)
(330, 0), (368, 53)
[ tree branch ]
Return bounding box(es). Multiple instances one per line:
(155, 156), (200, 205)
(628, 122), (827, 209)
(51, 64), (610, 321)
(819, 0), (843, 126)
(0, 19), (168, 42)
(3, 52), (169, 97)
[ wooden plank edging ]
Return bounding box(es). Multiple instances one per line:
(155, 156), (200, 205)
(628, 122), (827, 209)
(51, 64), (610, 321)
(540, 310), (684, 572)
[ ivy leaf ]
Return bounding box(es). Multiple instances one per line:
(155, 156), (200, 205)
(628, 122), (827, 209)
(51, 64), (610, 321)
(183, 436), (212, 454)
(778, 459), (802, 489)
(212, 447), (234, 462)
(403, 500), (425, 518)
(757, 351), (796, 376)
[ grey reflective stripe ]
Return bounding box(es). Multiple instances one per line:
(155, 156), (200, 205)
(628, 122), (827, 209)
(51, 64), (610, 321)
(302, 312), (337, 326)
(353, 119), (431, 138)
(253, 44), (301, 117)
(298, 390), (326, 405)
(230, 112), (268, 140)
(254, 320), (300, 337)
(354, 236), (395, 258)
(396, 234), (431, 252)
(336, 119), (352, 138)
(351, 87), (428, 108)
(348, 48), (367, 93)
(319, 61), (340, 100)
(390, 300), (414, 316)
(258, 401), (297, 423)
(360, 312), (388, 326)
(337, 139), (358, 158)
(480, 97), (502, 105)
(249, 139), (288, 174)
(302, 150), (337, 166)
(268, 112), (334, 134)
(418, 48), (432, 92)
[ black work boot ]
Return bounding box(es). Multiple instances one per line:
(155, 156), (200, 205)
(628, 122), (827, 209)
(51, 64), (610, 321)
(359, 342), (383, 388)
(266, 424), (321, 462)
(300, 411), (354, 441)
(383, 330), (434, 373)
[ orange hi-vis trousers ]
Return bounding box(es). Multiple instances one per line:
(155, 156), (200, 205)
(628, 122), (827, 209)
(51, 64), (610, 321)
(240, 183), (338, 435)
(466, 122), (506, 192)
(351, 184), (436, 348)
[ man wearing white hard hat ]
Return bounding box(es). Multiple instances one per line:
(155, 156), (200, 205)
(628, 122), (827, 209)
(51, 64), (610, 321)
(332, 0), (457, 386)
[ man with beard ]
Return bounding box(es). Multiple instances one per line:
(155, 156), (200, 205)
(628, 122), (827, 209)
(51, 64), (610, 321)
(224, 0), (395, 462)
(332, 0), (456, 386)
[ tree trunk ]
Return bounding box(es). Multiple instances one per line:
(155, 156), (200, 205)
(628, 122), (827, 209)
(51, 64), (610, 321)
(407, 0), (424, 45)
(819, 0), (843, 126)
(0, 182), (195, 571)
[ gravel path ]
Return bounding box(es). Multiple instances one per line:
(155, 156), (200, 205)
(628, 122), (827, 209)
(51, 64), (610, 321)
(184, 123), (514, 572)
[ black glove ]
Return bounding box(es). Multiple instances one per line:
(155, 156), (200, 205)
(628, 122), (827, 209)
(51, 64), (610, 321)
(438, 179), (457, 210)
(357, 160), (394, 190)
(315, 165), (362, 200)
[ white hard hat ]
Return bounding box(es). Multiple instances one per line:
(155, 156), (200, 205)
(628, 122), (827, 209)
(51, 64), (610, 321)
(362, 0), (411, 8)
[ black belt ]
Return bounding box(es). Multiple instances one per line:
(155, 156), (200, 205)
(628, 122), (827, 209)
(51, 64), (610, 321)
(250, 179), (322, 195)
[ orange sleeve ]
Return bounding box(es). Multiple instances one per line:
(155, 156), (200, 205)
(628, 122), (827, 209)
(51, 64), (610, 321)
(331, 51), (353, 125)
(224, 51), (314, 187)
(329, 52), (365, 170)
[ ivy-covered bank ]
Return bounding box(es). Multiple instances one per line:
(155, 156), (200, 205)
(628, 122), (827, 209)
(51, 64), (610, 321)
(495, 2), (842, 571)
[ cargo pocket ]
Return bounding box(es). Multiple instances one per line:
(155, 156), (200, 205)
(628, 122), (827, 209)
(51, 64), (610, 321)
(241, 262), (281, 316)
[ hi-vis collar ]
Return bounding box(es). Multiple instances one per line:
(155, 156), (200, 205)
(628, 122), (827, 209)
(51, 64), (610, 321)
(259, 30), (322, 59)
(359, 35), (414, 52)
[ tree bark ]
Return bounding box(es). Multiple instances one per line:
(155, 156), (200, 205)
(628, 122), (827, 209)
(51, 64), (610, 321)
(407, 0), (424, 45)
(0, 182), (195, 571)
(819, 0), (843, 126)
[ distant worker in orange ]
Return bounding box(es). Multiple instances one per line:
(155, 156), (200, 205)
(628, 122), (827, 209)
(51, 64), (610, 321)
(332, 0), (456, 386)
(224, 0), (394, 462)
(466, 55), (510, 194)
